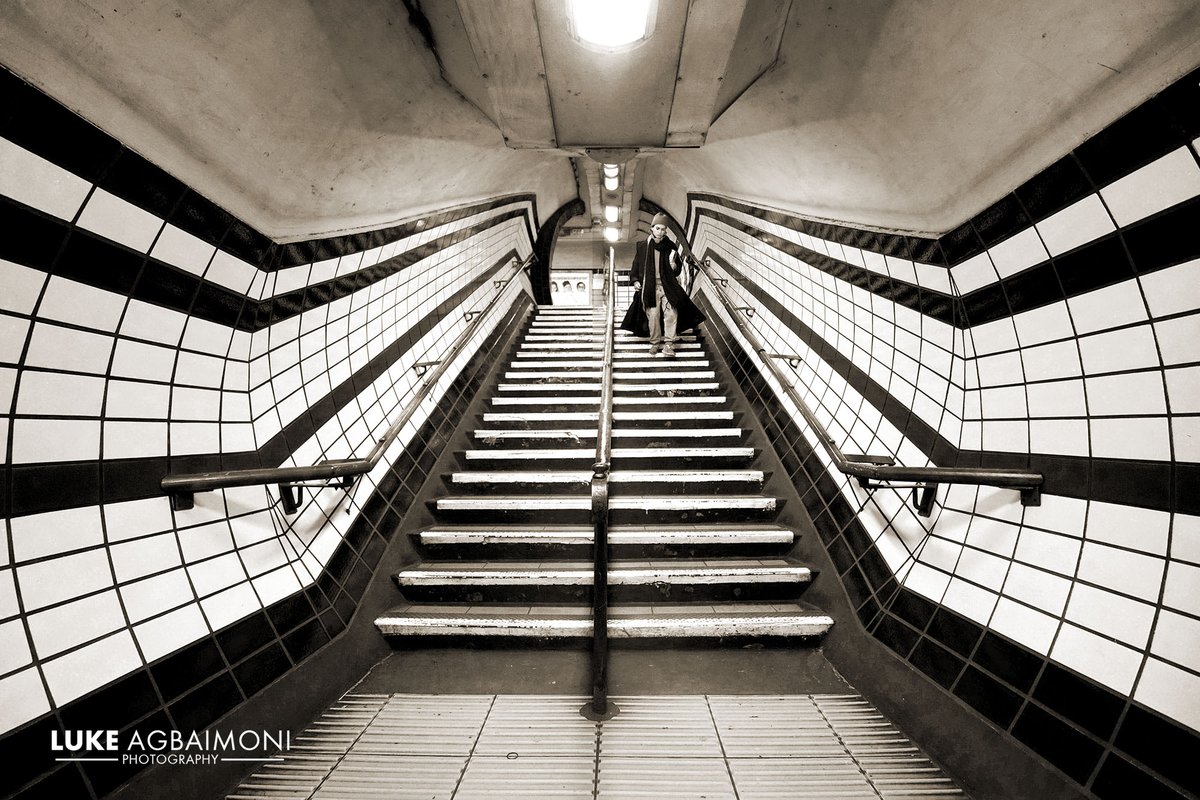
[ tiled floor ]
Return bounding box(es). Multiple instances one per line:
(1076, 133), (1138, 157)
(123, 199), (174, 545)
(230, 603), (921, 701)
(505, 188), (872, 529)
(228, 693), (966, 799)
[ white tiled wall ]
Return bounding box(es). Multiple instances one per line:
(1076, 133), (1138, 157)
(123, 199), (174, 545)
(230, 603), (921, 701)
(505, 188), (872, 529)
(691, 147), (1200, 733)
(0, 135), (534, 734)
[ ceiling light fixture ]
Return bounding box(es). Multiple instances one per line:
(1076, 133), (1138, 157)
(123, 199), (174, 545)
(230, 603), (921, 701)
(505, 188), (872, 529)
(603, 164), (619, 177)
(604, 205), (619, 223)
(604, 226), (619, 242)
(604, 175), (619, 191)
(568, 0), (656, 50)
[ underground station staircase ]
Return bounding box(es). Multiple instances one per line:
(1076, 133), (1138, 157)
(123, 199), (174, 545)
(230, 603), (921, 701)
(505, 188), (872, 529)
(374, 305), (834, 645)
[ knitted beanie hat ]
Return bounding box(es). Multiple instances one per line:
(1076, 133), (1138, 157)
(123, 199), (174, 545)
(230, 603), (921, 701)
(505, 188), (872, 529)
(651, 212), (668, 226)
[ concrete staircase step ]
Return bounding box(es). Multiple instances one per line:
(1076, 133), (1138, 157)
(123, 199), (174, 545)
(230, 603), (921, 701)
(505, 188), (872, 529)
(397, 558), (807, 586)
(446, 465), (763, 491)
(503, 370), (716, 379)
(462, 446), (756, 463)
(436, 495), (776, 512)
(480, 410), (735, 424)
(470, 428), (744, 441)
(490, 396), (728, 407)
(392, 557), (808, 604)
(413, 524), (796, 547)
(375, 602), (833, 639)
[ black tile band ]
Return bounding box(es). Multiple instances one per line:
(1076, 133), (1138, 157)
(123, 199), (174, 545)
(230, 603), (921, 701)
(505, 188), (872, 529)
(700, 299), (1200, 800)
(0, 196), (530, 332)
(0, 250), (520, 518)
(702, 251), (1187, 513)
(0, 67), (538, 270)
(692, 197), (1200, 328)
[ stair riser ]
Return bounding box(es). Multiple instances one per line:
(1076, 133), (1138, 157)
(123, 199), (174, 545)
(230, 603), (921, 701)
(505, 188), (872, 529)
(396, 583), (809, 604)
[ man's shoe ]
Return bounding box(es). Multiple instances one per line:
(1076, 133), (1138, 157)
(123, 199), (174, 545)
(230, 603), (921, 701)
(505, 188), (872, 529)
(648, 345), (661, 355)
(663, 347), (676, 358)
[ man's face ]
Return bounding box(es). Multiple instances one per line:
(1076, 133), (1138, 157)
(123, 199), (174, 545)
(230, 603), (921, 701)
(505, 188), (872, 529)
(651, 223), (667, 241)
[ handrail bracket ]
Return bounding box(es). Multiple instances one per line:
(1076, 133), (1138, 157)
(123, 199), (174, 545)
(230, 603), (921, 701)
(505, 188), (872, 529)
(278, 475), (358, 516)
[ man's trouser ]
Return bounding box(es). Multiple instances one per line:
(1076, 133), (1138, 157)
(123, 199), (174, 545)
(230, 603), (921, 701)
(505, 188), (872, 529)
(646, 283), (678, 347)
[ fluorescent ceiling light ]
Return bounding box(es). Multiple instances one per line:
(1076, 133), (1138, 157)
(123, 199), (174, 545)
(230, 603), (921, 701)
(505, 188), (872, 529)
(603, 164), (619, 177)
(604, 226), (619, 242)
(568, 0), (653, 49)
(605, 205), (619, 222)
(604, 175), (619, 191)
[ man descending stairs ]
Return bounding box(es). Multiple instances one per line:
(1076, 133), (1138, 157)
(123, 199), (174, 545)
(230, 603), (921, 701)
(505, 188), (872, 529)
(375, 306), (833, 642)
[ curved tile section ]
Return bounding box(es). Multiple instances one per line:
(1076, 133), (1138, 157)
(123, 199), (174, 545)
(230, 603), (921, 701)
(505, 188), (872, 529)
(687, 64), (1200, 800)
(0, 72), (537, 798)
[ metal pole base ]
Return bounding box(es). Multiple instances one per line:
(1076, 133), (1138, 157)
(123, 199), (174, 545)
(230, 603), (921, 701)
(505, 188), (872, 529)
(580, 700), (620, 721)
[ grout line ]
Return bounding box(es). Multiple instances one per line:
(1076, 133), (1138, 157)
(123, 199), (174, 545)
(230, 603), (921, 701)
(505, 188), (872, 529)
(291, 691), (390, 800)
(705, 694), (743, 800)
(449, 694), (497, 800)
(810, 694), (887, 800)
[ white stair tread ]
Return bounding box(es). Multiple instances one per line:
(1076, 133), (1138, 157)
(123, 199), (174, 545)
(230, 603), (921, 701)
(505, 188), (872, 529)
(376, 604), (833, 637)
(497, 383), (602, 392)
(505, 370), (604, 379)
(471, 428), (742, 439)
(614, 342), (702, 349)
(481, 411), (733, 422)
(510, 360), (605, 368)
(613, 361), (712, 369)
(415, 525), (795, 546)
(504, 371), (716, 380)
(450, 469), (763, 484)
(397, 559), (809, 585)
(491, 396), (727, 406)
(514, 352), (706, 359)
(496, 382), (723, 392)
(615, 382), (721, 391)
(437, 496), (777, 511)
(463, 447), (755, 460)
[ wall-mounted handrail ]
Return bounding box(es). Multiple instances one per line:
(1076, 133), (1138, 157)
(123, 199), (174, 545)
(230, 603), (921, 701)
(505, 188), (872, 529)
(583, 247), (618, 721)
(161, 255), (535, 512)
(696, 257), (1042, 509)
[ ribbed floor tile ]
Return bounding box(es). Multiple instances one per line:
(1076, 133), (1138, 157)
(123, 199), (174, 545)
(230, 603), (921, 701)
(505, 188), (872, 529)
(473, 696), (595, 756)
(455, 756), (596, 799)
(230, 694), (963, 800)
(600, 696), (721, 757)
(597, 758), (735, 799)
(310, 754), (465, 799)
(350, 695), (491, 756)
(727, 757), (876, 799)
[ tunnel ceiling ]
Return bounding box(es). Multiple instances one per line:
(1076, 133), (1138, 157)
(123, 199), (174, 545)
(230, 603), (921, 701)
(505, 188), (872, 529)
(2, 0), (1199, 241)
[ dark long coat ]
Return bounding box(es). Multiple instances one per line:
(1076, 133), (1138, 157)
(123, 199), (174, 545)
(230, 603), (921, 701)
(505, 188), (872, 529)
(619, 236), (705, 337)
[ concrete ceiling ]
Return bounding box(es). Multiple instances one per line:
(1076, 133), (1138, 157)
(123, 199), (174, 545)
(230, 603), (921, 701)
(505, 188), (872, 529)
(2, 0), (1199, 243)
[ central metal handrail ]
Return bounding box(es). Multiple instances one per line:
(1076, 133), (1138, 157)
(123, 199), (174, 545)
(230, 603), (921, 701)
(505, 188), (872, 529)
(162, 254), (535, 512)
(583, 247), (617, 721)
(696, 256), (1042, 510)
